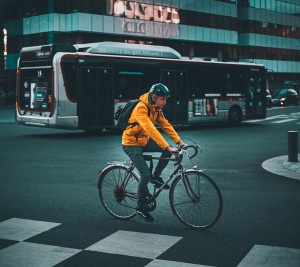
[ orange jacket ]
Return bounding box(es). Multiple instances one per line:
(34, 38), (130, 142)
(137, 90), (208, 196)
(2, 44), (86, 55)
(122, 93), (181, 150)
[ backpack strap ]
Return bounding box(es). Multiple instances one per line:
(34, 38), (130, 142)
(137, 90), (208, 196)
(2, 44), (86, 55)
(128, 102), (151, 128)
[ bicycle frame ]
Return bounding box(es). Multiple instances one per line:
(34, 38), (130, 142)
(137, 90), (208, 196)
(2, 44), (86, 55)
(111, 146), (200, 201)
(146, 155), (182, 198)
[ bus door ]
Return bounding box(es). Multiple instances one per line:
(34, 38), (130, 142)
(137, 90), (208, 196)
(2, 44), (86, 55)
(245, 72), (266, 119)
(78, 67), (114, 130)
(161, 70), (188, 123)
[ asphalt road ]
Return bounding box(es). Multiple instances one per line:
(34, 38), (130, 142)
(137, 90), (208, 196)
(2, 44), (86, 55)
(0, 105), (299, 267)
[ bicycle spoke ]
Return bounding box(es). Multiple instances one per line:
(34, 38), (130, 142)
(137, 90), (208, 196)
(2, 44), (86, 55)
(170, 171), (222, 229)
(102, 180), (118, 191)
(99, 166), (138, 219)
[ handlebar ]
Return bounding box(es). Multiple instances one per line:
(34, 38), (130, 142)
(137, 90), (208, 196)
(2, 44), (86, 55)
(174, 144), (202, 166)
(143, 138), (202, 167)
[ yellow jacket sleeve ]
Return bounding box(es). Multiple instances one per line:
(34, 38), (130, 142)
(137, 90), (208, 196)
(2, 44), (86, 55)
(156, 110), (181, 145)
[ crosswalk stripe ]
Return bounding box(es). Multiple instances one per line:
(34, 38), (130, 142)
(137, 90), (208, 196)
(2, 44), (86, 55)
(0, 242), (81, 267)
(237, 245), (300, 266)
(86, 230), (182, 259)
(271, 118), (298, 124)
(0, 218), (299, 267)
(0, 218), (60, 241)
(145, 259), (213, 267)
(246, 114), (300, 124)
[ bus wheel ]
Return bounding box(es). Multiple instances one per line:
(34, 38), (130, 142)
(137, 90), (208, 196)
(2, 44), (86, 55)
(227, 107), (242, 127)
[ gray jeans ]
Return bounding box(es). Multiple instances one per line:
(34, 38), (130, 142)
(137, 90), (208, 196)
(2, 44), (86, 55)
(122, 139), (172, 209)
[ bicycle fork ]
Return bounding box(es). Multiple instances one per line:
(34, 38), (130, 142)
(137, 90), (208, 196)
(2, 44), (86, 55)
(181, 172), (200, 202)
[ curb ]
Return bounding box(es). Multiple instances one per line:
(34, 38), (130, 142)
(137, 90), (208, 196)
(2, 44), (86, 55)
(262, 155), (300, 181)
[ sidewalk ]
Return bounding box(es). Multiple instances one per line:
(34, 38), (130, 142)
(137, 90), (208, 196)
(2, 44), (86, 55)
(262, 154), (300, 180)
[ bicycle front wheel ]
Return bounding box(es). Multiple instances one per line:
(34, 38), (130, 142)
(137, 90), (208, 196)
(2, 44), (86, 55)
(170, 170), (222, 230)
(98, 165), (139, 220)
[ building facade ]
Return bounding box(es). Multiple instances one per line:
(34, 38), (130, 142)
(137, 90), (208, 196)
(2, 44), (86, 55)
(1, 0), (300, 95)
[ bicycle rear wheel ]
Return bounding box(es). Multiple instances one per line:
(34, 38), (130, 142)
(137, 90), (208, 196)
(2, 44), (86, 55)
(170, 170), (222, 230)
(98, 165), (139, 219)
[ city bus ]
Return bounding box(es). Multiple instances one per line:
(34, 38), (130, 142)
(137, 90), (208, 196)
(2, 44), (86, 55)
(16, 42), (266, 131)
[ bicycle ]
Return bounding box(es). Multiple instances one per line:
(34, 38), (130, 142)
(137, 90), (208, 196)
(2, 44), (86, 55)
(97, 140), (223, 230)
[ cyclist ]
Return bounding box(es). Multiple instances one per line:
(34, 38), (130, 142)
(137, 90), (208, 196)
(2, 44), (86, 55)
(122, 83), (187, 222)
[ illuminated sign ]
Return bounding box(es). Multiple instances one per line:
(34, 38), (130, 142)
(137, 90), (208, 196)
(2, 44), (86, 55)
(122, 20), (179, 37)
(3, 29), (7, 70)
(108, 0), (180, 24)
(3, 29), (7, 56)
(107, 1), (180, 38)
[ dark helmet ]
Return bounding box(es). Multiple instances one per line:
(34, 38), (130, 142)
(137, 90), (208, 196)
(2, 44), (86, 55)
(149, 83), (170, 97)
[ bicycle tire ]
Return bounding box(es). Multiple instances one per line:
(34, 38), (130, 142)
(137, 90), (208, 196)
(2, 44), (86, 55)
(98, 165), (139, 220)
(170, 170), (222, 230)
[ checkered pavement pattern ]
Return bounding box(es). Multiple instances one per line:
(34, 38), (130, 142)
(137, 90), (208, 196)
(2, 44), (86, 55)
(0, 218), (299, 267)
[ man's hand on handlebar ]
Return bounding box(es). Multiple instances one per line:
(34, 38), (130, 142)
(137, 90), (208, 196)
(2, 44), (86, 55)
(167, 140), (188, 155)
(178, 140), (189, 150)
(167, 146), (180, 154)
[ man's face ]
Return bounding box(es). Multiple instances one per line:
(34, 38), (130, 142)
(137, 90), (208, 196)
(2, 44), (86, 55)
(155, 95), (168, 108)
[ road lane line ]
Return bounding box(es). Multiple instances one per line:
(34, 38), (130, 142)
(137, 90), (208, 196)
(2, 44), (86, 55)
(271, 118), (297, 123)
(246, 115), (288, 123)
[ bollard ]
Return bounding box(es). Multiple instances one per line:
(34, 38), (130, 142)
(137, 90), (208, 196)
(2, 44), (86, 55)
(288, 131), (298, 162)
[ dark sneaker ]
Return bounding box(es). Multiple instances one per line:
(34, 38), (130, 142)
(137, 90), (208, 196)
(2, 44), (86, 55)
(150, 176), (170, 190)
(136, 208), (154, 222)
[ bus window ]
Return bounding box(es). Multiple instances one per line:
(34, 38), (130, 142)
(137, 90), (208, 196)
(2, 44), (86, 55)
(199, 67), (223, 97)
(189, 69), (202, 98)
(61, 59), (77, 101)
(115, 71), (147, 99)
(161, 70), (188, 122)
(224, 70), (244, 96)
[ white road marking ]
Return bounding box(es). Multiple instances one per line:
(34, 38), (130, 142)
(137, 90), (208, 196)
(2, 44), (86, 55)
(271, 118), (297, 123)
(145, 259), (213, 267)
(237, 244), (300, 267)
(0, 218), (60, 241)
(86, 230), (182, 259)
(0, 242), (80, 267)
